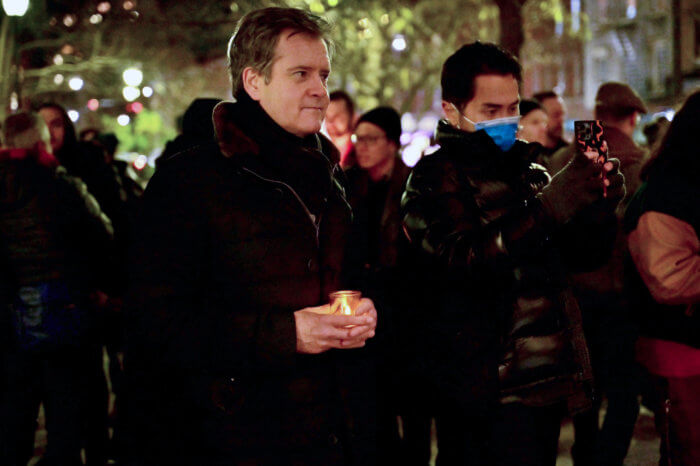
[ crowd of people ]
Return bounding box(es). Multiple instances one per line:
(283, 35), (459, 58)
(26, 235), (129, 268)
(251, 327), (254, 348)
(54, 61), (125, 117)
(1, 5), (697, 466)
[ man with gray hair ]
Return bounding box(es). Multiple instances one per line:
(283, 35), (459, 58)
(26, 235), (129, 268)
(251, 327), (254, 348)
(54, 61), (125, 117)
(123, 7), (378, 465)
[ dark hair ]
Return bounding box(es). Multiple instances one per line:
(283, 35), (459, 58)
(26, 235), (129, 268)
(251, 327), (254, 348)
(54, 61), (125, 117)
(36, 102), (77, 150)
(641, 90), (700, 182)
(533, 90), (559, 103)
(519, 99), (542, 118)
(3, 111), (48, 149)
(329, 90), (355, 118)
(642, 116), (670, 148)
(227, 7), (333, 99)
(441, 42), (521, 110)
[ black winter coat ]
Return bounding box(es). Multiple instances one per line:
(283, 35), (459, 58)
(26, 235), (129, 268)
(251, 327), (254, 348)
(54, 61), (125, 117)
(401, 122), (616, 414)
(123, 96), (376, 465)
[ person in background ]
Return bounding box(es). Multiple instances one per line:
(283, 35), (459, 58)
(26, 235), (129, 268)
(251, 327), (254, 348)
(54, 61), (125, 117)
(38, 102), (129, 464)
(326, 90), (356, 168)
(0, 112), (114, 466)
(123, 7), (378, 465)
(79, 127), (101, 143)
(157, 97), (222, 168)
(344, 107), (431, 465)
(624, 90), (700, 466)
(549, 81), (648, 465)
(401, 41), (625, 466)
(517, 99), (549, 146)
(642, 115), (670, 149)
(533, 90), (569, 165)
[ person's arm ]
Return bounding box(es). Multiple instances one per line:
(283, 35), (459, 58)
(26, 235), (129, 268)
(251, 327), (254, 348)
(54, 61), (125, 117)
(56, 168), (115, 292)
(402, 155), (564, 275)
(628, 211), (700, 305)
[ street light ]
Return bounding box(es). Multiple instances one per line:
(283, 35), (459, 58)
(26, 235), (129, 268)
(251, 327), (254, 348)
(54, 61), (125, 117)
(1, 0), (28, 120)
(122, 85), (140, 101)
(68, 76), (84, 91)
(123, 68), (143, 87)
(2, 0), (29, 16)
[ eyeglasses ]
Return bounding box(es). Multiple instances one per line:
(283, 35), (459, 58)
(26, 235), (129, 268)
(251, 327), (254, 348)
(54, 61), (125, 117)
(351, 134), (386, 145)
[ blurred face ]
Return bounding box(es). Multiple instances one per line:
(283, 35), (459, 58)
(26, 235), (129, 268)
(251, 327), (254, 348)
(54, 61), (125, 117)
(354, 122), (396, 172)
(39, 107), (66, 152)
(325, 100), (352, 138)
(517, 109), (548, 145)
(244, 30), (330, 138)
(444, 74), (520, 131)
(540, 96), (566, 141)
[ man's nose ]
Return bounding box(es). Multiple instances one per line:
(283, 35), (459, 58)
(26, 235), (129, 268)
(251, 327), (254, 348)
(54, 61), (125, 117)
(308, 75), (327, 96)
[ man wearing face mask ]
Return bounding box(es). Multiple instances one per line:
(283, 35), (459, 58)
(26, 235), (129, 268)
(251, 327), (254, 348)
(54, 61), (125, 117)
(401, 42), (626, 465)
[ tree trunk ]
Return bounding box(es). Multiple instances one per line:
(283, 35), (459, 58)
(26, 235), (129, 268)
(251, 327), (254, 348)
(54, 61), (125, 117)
(494, 0), (527, 59)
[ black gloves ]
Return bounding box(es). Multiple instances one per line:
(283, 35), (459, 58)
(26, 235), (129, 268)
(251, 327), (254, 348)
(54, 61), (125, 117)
(538, 148), (625, 224)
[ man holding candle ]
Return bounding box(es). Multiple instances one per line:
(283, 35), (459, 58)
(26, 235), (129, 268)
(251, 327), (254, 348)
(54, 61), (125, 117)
(401, 42), (625, 465)
(122, 7), (378, 465)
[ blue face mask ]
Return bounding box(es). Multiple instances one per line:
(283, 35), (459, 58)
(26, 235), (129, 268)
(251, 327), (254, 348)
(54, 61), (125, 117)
(451, 103), (521, 152)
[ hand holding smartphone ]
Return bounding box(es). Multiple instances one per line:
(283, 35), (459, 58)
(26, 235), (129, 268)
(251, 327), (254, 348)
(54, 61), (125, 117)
(574, 120), (609, 196)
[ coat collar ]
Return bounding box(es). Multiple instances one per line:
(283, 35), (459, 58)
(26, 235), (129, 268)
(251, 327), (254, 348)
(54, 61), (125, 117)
(212, 92), (333, 161)
(434, 119), (537, 171)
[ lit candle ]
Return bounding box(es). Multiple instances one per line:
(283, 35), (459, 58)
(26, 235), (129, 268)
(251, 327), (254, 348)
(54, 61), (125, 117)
(329, 290), (361, 317)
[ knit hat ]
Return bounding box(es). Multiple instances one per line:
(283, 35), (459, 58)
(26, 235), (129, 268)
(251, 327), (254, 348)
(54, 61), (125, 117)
(595, 82), (648, 114)
(355, 106), (402, 145)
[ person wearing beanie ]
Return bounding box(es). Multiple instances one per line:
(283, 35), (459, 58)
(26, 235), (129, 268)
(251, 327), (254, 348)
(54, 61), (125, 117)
(345, 106), (428, 464)
(352, 106), (402, 181)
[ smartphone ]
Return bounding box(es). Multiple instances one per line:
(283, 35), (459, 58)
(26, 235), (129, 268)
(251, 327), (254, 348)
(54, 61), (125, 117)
(575, 120), (609, 196)
(574, 120), (607, 164)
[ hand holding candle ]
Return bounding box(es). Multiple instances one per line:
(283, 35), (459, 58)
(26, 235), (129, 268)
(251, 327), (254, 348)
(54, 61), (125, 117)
(294, 295), (377, 354)
(330, 290), (361, 318)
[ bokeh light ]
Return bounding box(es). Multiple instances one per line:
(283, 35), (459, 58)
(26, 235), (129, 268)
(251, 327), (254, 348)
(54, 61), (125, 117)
(123, 68), (143, 86)
(68, 76), (84, 91)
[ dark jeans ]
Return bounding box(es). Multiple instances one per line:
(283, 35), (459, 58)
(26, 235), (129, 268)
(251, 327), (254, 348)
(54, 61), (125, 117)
(435, 401), (563, 466)
(0, 346), (101, 466)
(572, 291), (640, 466)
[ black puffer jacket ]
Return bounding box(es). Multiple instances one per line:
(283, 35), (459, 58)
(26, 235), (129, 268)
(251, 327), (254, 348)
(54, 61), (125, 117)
(124, 95), (376, 465)
(402, 121), (616, 413)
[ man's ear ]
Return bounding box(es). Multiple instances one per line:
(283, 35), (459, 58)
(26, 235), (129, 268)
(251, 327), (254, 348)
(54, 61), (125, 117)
(442, 100), (460, 128)
(628, 111), (640, 129)
(242, 67), (263, 101)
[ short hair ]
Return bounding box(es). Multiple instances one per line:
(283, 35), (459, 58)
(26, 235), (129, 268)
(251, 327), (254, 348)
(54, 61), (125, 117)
(519, 99), (543, 118)
(227, 7), (333, 99)
(329, 90), (355, 117)
(441, 41), (522, 110)
(3, 112), (51, 150)
(533, 90), (560, 103)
